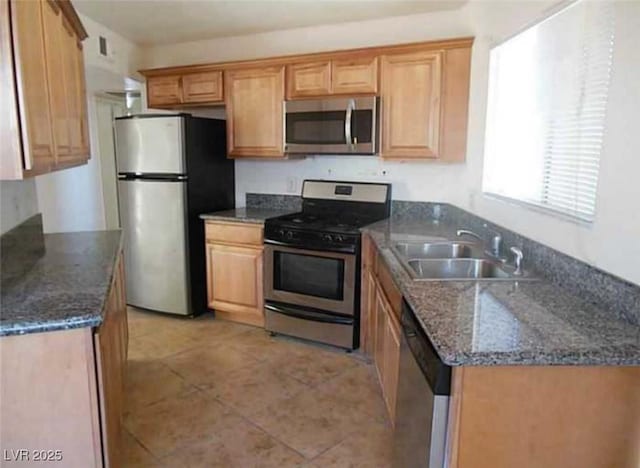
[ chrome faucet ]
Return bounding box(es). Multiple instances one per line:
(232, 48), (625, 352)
(456, 229), (482, 243)
(510, 247), (524, 275)
(456, 229), (502, 257)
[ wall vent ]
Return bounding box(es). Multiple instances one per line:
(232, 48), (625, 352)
(99, 36), (108, 56)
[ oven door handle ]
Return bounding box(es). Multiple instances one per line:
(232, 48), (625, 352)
(265, 303), (353, 325)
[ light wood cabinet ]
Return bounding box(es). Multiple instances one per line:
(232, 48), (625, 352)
(362, 234), (401, 424)
(225, 66), (285, 158)
(380, 46), (471, 161)
(332, 56), (378, 95)
(94, 253), (128, 468)
(205, 220), (265, 326)
(286, 56), (377, 99)
(0, 251), (128, 468)
(286, 61), (332, 98)
(147, 75), (182, 107)
(1, 0), (90, 180)
(380, 50), (442, 159)
(42, 0), (71, 160)
(183, 71), (223, 103)
(373, 282), (401, 424)
(139, 37), (472, 162)
(6, 0), (55, 176)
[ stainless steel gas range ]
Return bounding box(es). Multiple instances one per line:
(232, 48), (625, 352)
(263, 180), (391, 349)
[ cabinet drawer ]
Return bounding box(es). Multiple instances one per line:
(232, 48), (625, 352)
(183, 71), (223, 103)
(377, 255), (402, 319)
(205, 221), (263, 246)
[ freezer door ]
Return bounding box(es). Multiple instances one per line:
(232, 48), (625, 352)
(118, 179), (191, 315)
(115, 116), (186, 174)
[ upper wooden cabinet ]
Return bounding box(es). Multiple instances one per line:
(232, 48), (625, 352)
(380, 50), (442, 159)
(332, 56), (378, 95)
(286, 61), (332, 98)
(146, 71), (224, 108)
(286, 56), (378, 99)
(140, 37), (472, 162)
(224, 66), (285, 158)
(147, 75), (182, 107)
(1, 0), (89, 180)
(183, 71), (223, 103)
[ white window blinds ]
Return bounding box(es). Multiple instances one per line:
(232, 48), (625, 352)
(482, 0), (615, 222)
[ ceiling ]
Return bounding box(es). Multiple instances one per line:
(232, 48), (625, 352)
(74, 0), (467, 46)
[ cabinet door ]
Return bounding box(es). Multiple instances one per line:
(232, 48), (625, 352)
(383, 308), (401, 424)
(364, 270), (378, 356)
(76, 40), (90, 158)
(225, 66), (285, 158)
(182, 71), (223, 103)
(380, 50), (442, 159)
(10, 0), (55, 174)
(374, 285), (387, 388)
(61, 16), (83, 164)
(147, 75), (182, 107)
(286, 61), (331, 98)
(206, 243), (264, 326)
(332, 57), (378, 95)
(41, 0), (71, 161)
(95, 256), (126, 468)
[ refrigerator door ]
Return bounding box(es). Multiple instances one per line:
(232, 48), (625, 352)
(118, 178), (191, 315)
(115, 116), (186, 174)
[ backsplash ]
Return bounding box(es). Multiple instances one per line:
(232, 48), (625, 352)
(391, 200), (640, 326)
(246, 193), (302, 211)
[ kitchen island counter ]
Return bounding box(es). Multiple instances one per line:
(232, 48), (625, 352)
(0, 215), (123, 337)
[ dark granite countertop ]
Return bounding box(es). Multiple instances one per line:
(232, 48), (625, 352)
(1, 216), (123, 337)
(363, 218), (640, 366)
(199, 207), (296, 224)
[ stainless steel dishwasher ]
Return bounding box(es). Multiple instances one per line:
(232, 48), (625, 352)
(394, 300), (452, 468)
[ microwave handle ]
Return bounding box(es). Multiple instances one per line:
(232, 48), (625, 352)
(345, 98), (355, 149)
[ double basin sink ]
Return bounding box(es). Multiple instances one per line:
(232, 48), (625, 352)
(392, 241), (535, 281)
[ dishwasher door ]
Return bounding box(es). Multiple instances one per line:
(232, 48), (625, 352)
(394, 300), (451, 468)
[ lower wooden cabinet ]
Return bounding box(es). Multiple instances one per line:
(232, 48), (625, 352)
(361, 234), (401, 424)
(94, 253), (128, 467)
(0, 252), (127, 467)
(205, 220), (265, 326)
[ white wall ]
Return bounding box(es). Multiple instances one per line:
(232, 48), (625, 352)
(35, 14), (143, 233)
(0, 180), (38, 234)
(141, 1), (640, 286)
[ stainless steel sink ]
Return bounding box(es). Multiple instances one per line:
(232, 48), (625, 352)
(406, 258), (513, 280)
(390, 240), (537, 281)
(392, 241), (483, 260)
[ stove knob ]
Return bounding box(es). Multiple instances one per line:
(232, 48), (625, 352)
(286, 231), (294, 240)
(335, 235), (344, 243)
(278, 229), (285, 237)
(323, 234), (333, 242)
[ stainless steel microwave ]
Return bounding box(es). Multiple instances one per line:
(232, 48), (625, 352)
(284, 96), (378, 155)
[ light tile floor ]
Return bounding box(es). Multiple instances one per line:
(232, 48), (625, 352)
(124, 307), (394, 467)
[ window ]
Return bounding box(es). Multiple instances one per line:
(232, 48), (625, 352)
(482, 0), (615, 222)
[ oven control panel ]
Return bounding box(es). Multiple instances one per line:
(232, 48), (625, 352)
(264, 224), (359, 254)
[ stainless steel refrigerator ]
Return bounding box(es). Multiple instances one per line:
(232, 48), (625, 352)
(115, 114), (234, 316)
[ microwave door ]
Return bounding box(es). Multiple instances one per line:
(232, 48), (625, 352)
(285, 99), (352, 154)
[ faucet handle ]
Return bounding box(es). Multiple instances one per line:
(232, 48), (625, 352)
(510, 247), (524, 275)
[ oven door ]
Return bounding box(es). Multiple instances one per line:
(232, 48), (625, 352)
(264, 244), (356, 316)
(284, 97), (377, 155)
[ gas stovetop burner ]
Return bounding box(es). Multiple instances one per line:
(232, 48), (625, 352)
(264, 180), (391, 253)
